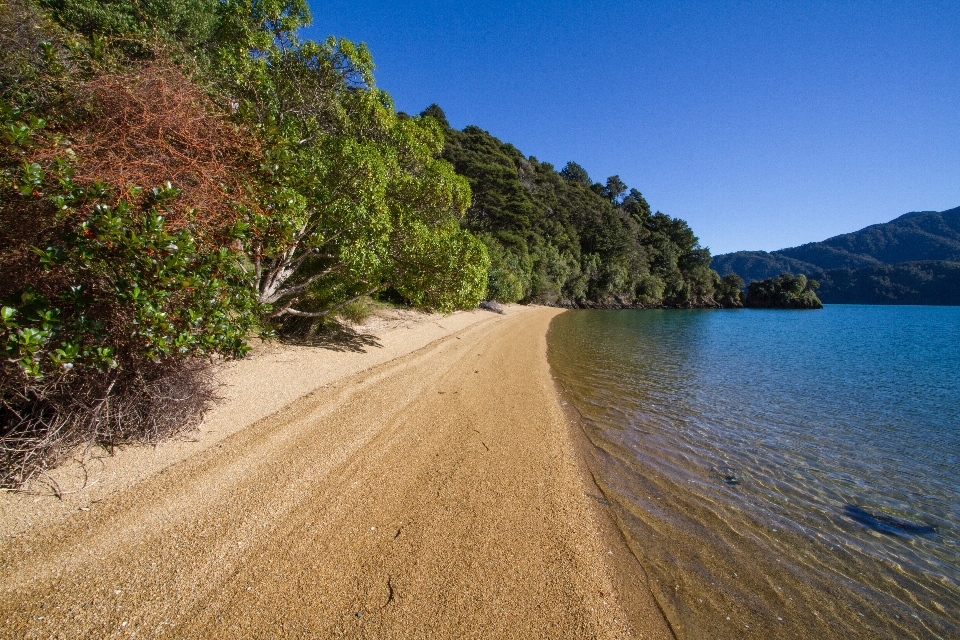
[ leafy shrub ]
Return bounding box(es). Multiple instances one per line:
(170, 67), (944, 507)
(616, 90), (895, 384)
(0, 99), (256, 485)
(335, 298), (372, 325)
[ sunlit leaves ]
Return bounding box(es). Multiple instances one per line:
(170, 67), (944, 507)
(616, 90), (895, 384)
(214, 4), (489, 316)
(0, 112), (257, 380)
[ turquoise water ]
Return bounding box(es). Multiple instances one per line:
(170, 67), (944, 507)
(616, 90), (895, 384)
(548, 306), (960, 639)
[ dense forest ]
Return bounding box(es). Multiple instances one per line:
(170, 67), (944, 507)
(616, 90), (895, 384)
(713, 206), (960, 304)
(744, 274), (822, 309)
(418, 105), (741, 309)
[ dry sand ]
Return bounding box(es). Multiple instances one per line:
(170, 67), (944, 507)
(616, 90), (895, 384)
(0, 305), (673, 638)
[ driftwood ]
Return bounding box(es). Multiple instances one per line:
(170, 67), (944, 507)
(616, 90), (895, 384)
(479, 300), (506, 315)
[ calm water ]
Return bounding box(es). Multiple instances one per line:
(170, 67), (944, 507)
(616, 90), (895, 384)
(548, 306), (959, 639)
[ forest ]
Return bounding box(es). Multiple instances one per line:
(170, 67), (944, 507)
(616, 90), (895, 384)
(418, 104), (741, 309)
(0, 0), (736, 483)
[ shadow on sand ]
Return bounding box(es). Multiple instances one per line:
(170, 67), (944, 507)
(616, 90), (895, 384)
(276, 316), (382, 353)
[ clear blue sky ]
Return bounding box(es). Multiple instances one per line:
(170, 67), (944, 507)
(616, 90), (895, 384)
(304, 1), (960, 255)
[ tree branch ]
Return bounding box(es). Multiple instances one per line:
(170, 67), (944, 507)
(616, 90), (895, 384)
(270, 262), (345, 301)
(273, 287), (380, 318)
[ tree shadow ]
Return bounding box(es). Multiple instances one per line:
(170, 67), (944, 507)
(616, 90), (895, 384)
(276, 316), (382, 353)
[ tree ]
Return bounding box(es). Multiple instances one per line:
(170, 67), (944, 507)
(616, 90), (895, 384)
(214, 0), (489, 318)
(603, 175), (627, 203)
(559, 161), (591, 186)
(622, 188), (651, 219)
(715, 273), (745, 308)
(420, 103), (450, 129)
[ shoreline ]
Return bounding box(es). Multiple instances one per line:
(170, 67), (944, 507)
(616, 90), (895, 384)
(548, 322), (678, 639)
(1, 306), (672, 638)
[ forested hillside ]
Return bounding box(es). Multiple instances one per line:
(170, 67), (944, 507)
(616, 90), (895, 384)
(712, 206), (960, 304)
(814, 261), (960, 305)
(781, 207), (960, 267)
(419, 105), (741, 309)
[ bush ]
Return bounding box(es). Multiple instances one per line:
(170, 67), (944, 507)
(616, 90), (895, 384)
(0, 97), (256, 485)
(335, 297), (372, 324)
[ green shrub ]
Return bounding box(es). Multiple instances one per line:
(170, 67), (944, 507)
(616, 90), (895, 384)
(0, 103), (256, 484)
(335, 298), (372, 324)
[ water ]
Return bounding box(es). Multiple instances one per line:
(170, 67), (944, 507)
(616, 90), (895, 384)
(547, 306), (960, 639)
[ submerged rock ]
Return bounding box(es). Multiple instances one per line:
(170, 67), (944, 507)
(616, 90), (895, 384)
(711, 465), (743, 486)
(844, 504), (938, 537)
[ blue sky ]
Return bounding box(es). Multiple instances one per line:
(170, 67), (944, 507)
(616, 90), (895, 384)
(304, 1), (960, 255)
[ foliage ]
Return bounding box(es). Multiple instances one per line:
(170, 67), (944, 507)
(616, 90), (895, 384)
(41, 0), (221, 61)
(481, 234), (526, 303)
(744, 273), (822, 309)
(1, 104), (254, 371)
(715, 273), (745, 308)
(814, 261), (960, 305)
(213, 0), (489, 319)
(427, 107), (725, 307)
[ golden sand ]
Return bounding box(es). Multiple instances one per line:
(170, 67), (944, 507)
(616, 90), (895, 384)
(0, 306), (671, 638)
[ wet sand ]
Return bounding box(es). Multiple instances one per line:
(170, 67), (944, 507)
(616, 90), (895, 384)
(0, 306), (672, 638)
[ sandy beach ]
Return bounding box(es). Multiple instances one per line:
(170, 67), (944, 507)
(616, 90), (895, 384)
(0, 305), (672, 639)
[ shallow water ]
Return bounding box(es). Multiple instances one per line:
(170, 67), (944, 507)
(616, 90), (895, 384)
(548, 306), (960, 639)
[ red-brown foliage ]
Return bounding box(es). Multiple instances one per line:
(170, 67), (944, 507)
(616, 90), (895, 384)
(51, 63), (257, 234)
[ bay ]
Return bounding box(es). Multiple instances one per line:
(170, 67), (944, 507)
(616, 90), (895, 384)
(548, 305), (960, 639)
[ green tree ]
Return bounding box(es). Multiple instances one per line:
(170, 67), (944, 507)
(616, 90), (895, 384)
(559, 161), (591, 186)
(420, 103), (450, 129)
(603, 175), (627, 203)
(715, 273), (745, 307)
(214, 0), (488, 318)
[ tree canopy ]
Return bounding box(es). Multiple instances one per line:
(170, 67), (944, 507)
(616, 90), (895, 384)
(744, 273), (823, 309)
(423, 106), (729, 308)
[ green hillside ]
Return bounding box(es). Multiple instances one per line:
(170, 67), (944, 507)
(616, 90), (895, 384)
(419, 105), (742, 309)
(780, 207), (960, 267)
(712, 206), (960, 304)
(815, 261), (960, 305)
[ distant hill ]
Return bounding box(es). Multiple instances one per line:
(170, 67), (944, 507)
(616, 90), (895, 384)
(712, 206), (960, 304)
(815, 261), (960, 305)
